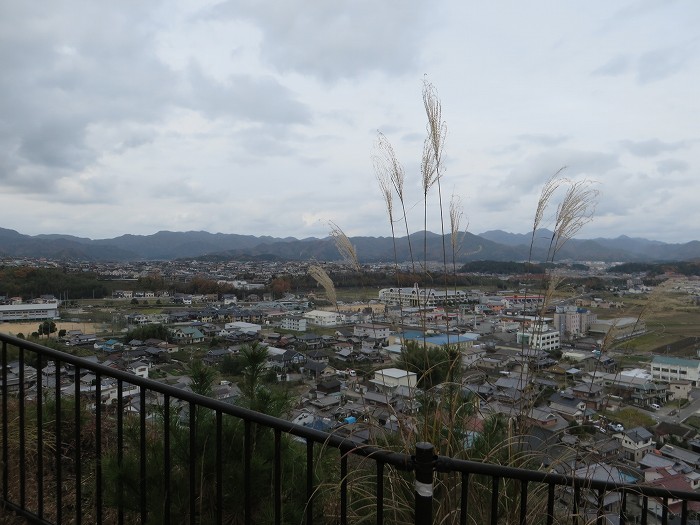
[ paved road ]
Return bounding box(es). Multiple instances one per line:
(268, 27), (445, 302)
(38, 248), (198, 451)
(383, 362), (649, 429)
(655, 388), (700, 424)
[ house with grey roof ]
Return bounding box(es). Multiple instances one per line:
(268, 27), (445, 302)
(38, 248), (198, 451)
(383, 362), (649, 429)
(617, 426), (655, 463)
(659, 444), (700, 469)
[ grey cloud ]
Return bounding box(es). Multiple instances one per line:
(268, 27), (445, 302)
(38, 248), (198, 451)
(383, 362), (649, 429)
(208, 0), (433, 81)
(18, 119), (91, 169)
(0, 2), (179, 192)
(506, 149), (619, 192)
(657, 158), (689, 174)
(186, 66), (311, 125)
(515, 134), (570, 147)
(637, 47), (690, 84)
(591, 55), (630, 77)
(621, 138), (687, 157)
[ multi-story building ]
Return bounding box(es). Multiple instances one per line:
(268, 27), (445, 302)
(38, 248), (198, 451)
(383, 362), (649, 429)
(617, 427), (655, 463)
(553, 306), (597, 337)
(0, 302), (59, 321)
(302, 309), (345, 327)
(353, 323), (390, 343)
(516, 323), (561, 352)
(378, 285), (466, 307)
(651, 356), (700, 386)
(280, 316), (307, 332)
(369, 368), (417, 394)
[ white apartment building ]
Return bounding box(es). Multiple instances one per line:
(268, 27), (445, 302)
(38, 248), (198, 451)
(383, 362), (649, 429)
(517, 326), (561, 352)
(378, 285), (466, 307)
(281, 316), (307, 332)
(651, 356), (700, 386)
(302, 310), (345, 327)
(369, 368), (417, 394)
(353, 323), (390, 341)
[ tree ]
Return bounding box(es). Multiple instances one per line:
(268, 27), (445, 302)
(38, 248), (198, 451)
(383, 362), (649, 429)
(270, 277), (291, 298)
(58, 329), (67, 338)
(37, 320), (57, 338)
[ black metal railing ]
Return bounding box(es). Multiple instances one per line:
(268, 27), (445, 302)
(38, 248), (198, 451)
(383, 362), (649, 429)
(2, 332), (700, 524)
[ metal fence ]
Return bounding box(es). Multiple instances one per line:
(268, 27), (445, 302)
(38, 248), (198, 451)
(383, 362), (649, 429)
(2, 332), (700, 525)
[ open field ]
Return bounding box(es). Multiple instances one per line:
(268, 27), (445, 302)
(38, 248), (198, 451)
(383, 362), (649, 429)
(592, 284), (700, 354)
(0, 321), (103, 337)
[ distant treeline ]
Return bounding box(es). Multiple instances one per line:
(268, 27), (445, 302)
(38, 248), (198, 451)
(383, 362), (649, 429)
(0, 267), (240, 301)
(459, 261), (589, 275)
(0, 267), (112, 300)
(288, 270), (509, 290)
(608, 261), (700, 276)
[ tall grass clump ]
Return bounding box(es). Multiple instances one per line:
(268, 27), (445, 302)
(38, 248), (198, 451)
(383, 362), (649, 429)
(315, 79), (605, 525)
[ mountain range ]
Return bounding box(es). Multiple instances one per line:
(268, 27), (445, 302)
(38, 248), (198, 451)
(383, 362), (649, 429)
(1, 227), (699, 263)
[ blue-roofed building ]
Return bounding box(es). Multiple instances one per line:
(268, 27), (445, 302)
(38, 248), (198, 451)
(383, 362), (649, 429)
(392, 330), (479, 350)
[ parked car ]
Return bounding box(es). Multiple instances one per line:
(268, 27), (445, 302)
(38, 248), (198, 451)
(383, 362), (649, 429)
(608, 423), (624, 432)
(651, 403), (661, 410)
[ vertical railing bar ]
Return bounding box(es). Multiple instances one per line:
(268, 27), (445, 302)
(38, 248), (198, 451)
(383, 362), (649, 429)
(164, 395), (171, 525)
(490, 476), (499, 525)
(74, 367), (82, 525)
(274, 428), (281, 525)
(641, 495), (648, 525)
(55, 359), (62, 524)
(117, 380), (123, 525)
(661, 496), (668, 525)
(95, 374), (102, 525)
(140, 387), (147, 524)
(1, 341), (7, 502)
(18, 348), (25, 509)
(460, 472), (469, 525)
(573, 482), (580, 525)
(596, 488), (604, 525)
(519, 480), (528, 525)
(217, 410), (223, 525)
(189, 401), (196, 525)
(620, 488), (626, 525)
(244, 420), (251, 525)
(547, 482), (555, 525)
(376, 460), (384, 525)
(306, 439), (314, 525)
(681, 498), (688, 525)
(340, 451), (348, 525)
(36, 353), (44, 519)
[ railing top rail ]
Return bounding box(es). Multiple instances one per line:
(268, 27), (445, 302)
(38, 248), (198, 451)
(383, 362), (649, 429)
(0, 333), (413, 470)
(4, 332), (700, 503)
(435, 455), (700, 501)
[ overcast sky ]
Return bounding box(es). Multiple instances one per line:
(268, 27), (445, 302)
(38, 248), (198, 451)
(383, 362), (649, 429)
(1, 1), (698, 243)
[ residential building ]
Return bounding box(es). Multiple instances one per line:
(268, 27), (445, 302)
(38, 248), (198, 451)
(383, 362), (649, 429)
(553, 306), (597, 337)
(302, 310), (345, 327)
(516, 326), (560, 352)
(170, 327), (205, 344)
(353, 323), (390, 342)
(651, 356), (700, 386)
(369, 368), (417, 394)
(617, 427), (655, 463)
(281, 316), (307, 332)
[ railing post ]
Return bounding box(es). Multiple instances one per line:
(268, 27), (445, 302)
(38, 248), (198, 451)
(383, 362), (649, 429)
(414, 442), (434, 525)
